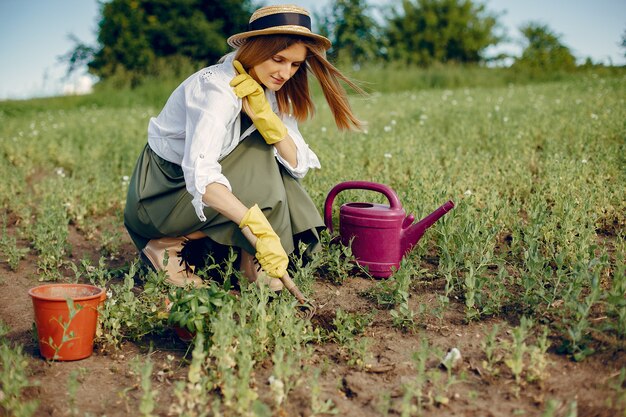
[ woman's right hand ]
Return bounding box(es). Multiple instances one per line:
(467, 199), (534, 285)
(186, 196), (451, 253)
(229, 60), (288, 145)
(239, 204), (288, 278)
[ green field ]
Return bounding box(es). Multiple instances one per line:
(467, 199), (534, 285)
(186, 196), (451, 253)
(1, 69), (625, 416)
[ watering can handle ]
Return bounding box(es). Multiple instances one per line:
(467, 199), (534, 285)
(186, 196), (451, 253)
(324, 181), (402, 233)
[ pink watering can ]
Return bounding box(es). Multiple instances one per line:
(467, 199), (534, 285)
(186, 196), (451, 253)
(324, 181), (454, 278)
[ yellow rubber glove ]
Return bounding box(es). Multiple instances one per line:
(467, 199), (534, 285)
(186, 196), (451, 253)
(230, 60), (288, 145)
(239, 204), (288, 279)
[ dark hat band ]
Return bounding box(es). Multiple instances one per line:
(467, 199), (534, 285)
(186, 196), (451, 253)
(249, 12), (312, 32)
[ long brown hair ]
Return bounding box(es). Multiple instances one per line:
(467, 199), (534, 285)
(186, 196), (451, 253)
(234, 35), (364, 130)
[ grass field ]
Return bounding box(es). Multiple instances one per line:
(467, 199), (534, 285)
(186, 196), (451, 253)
(0, 68), (625, 416)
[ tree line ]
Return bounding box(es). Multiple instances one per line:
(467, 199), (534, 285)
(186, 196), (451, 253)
(66, 0), (612, 85)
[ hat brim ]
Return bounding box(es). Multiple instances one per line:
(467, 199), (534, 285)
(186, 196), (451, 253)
(227, 26), (331, 50)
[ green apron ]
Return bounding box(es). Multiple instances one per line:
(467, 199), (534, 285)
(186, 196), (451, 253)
(124, 117), (324, 265)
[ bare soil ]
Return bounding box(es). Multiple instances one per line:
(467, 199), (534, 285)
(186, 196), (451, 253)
(1, 222), (624, 417)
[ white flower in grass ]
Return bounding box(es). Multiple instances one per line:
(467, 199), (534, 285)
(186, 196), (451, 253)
(384, 125), (392, 132)
(384, 153), (392, 159)
(321, 126), (327, 133)
(55, 167), (66, 178)
(581, 159), (588, 164)
(391, 119), (397, 125)
(591, 113), (598, 120)
(122, 175), (130, 183)
(503, 117), (509, 123)
(464, 189), (472, 196)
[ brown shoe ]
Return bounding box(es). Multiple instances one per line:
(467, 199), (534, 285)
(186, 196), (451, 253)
(142, 237), (203, 287)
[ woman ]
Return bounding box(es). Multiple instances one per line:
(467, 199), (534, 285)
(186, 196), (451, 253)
(124, 4), (363, 288)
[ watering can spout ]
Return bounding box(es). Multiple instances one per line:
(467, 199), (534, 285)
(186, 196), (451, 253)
(401, 200), (455, 254)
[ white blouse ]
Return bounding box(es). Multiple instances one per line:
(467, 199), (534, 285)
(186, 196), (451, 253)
(147, 54), (321, 222)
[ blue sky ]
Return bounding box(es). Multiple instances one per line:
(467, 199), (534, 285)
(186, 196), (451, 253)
(0, 0), (624, 100)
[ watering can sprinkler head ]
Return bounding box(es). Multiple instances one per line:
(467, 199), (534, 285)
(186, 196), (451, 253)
(324, 181), (454, 278)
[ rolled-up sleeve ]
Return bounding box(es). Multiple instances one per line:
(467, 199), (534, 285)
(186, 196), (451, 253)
(182, 73), (239, 221)
(274, 113), (321, 178)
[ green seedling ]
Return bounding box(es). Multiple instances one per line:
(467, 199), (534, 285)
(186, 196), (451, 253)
(40, 298), (82, 360)
(0, 321), (39, 417)
(167, 282), (235, 334)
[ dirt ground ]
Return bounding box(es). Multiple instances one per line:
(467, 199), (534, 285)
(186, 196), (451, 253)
(1, 222), (624, 417)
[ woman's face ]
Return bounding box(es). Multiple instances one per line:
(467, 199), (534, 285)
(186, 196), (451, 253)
(250, 42), (307, 91)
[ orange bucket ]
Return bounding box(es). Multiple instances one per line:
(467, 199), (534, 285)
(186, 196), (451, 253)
(28, 284), (106, 361)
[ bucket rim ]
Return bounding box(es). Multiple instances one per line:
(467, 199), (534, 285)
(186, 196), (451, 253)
(28, 283), (105, 302)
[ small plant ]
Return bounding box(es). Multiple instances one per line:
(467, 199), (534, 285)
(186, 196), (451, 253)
(376, 391), (392, 417)
(400, 339), (429, 416)
(559, 264), (602, 361)
(68, 257), (113, 288)
(167, 281), (235, 334)
(483, 318), (551, 394)
(40, 298), (82, 360)
(0, 321), (39, 417)
(526, 327), (550, 384)
(316, 230), (362, 284)
(97, 262), (170, 348)
(391, 301), (422, 333)
(361, 259), (417, 309)
(330, 308), (373, 367)
(0, 215), (29, 271)
(66, 368), (87, 417)
(331, 309), (372, 344)
(132, 354), (158, 417)
(98, 217), (124, 257)
(504, 317), (533, 387)
(309, 368), (338, 416)
(481, 324), (502, 376)
(606, 367), (626, 414)
(170, 333), (213, 416)
(28, 194), (70, 280)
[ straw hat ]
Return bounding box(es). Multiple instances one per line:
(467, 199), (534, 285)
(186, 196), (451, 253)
(227, 4), (331, 50)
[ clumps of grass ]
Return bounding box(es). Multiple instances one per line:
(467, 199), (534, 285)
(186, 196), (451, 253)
(131, 354), (159, 417)
(0, 215), (29, 272)
(96, 262), (170, 348)
(556, 257), (604, 361)
(66, 368), (87, 417)
(605, 368), (626, 413)
(170, 280), (317, 416)
(0, 321), (39, 417)
(400, 338), (460, 415)
(314, 230), (362, 285)
(360, 258), (416, 309)
(308, 368), (338, 416)
(358, 259), (424, 332)
(27, 194), (70, 280)
(330, 309), (373, 368)
(167, 282), (235, 335)
(481, 318), (551, 396)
